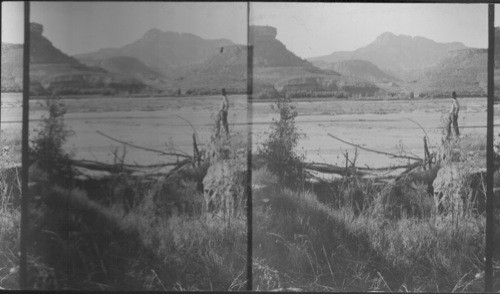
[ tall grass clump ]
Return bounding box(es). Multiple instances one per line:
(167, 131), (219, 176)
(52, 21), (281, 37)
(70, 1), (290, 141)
(253, 158), (491, 291)
(25, 186), (169, 290)
(0, 143), (20, 290)
(258, 97), (305, 189)
(112, 172), (248, 291)
(252, 184), (397, 291)
(334, 175), (488, 291)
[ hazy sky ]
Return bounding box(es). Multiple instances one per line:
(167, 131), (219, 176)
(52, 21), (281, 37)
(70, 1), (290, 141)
(496, 4), (500, 27)
(0, 2), (493, 59)
(251, 3), (488, 58)
(27, 2), (248, 56)
(2, 1), (24, 44)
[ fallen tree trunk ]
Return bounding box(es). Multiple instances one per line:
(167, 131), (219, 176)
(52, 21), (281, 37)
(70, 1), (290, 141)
(97, 130), (191, 159)
(70, 158), (192, 181)
(304, 162), (368, 176)
(304, 161), (419, 177)
(70, 159), (186, 172)
(327, 133), (422, 161)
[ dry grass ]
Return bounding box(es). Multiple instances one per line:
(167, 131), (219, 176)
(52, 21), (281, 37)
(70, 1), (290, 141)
(0, 139), (21, 290)
(25, 168), (248, 290)
(253, 163), (498, 292)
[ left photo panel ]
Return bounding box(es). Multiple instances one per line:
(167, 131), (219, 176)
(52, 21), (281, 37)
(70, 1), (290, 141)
(2, 2), (250, 290)
(1, 1), (24, 290)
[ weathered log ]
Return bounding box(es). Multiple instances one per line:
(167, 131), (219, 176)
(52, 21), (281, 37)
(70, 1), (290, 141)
(304, 161), (418, 175)
(69, 158), (192, 181)
(97, 130), (191, 159)
(327, 133), (422, 161)
(69, 159), (186, 172)
(304, 162), (368, 176)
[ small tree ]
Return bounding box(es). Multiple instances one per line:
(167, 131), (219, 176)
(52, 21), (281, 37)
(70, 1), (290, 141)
(30, 96), (73, 184)
(259, 97), (305, 189)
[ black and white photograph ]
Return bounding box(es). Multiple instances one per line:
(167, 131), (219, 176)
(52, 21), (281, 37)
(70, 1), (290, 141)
(2, 1), (249, 290)
(1, 1), (24, 290)
(250, 3), (499, 292)
(1, 1), (500, 292)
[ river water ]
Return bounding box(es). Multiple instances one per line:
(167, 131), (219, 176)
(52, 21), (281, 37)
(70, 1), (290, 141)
(2, 93), (497, 171)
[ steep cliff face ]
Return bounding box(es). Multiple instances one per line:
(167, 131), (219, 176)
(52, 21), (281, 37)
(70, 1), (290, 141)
(250, 26), (379, 98)
(250, 25), (312, 68)
(30, 24), (82, 65)
(249, 26), (277, 39)
(28, 23), (148, 95)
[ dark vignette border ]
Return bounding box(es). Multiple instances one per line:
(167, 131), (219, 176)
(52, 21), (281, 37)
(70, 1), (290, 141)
(20, 1), (31, 289)
(485, 3), (495, 292)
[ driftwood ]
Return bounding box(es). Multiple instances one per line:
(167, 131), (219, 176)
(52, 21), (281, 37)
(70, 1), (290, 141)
(70, 159), (189, 173)
(327, 133), (422, 161)
(304, 132), (431, 181)
(70, 158), (192, 180)
(304, 162), (368, 176)
(304, 161), (419, 177)
(97, 130), (191, 159)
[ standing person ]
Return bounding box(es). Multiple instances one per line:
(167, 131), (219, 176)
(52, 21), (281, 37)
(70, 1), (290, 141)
(447, 91), (460, 139)
(216, 88), (230, 137)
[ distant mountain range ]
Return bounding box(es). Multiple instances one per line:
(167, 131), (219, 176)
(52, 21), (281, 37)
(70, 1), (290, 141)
(309, 32), (468, 78)
(75, 28), (235, 77)
(0, 24), (487, 98)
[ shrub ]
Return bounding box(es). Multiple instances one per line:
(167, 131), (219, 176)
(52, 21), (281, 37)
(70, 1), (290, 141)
(258, 97), (305, 189)
(30, 96), (73, 184)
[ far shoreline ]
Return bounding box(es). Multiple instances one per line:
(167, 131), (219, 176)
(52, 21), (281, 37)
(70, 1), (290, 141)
(2, 92), (493, 104)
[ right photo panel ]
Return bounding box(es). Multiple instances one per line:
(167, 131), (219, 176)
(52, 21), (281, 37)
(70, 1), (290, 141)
(250, 3), (497, 292)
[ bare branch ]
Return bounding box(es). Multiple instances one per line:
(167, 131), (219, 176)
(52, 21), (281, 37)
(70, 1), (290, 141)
(96, 130), (191, 159)
(327, 133), (422, 161)
(406, 118), (429, 139)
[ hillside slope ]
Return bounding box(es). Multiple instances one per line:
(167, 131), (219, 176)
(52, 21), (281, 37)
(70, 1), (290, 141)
(405, 48), (487, 97)
(1, 43), (23, 92)
(78, 56), (170, 90)
(325, 59), (401, 93)
(174, 45), (248, 94)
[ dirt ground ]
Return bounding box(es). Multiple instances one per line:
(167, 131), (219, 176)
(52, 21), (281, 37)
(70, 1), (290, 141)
(2, 93), (498, 169)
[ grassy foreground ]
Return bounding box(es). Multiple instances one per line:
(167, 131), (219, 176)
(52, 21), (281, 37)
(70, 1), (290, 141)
(23, 168), (247, 290)
(252, 140), (500, 292)
(0, 136), (21, 290)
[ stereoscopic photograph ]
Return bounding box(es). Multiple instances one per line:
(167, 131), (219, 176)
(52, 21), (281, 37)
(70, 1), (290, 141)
(1, 1), (499, 292)
(250, 3), (498, 292)
(3, 1), (249, 290)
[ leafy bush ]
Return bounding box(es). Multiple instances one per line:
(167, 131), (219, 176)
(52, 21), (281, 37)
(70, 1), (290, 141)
(258, 97), (305, 189)
(30, 96), (73, 184)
